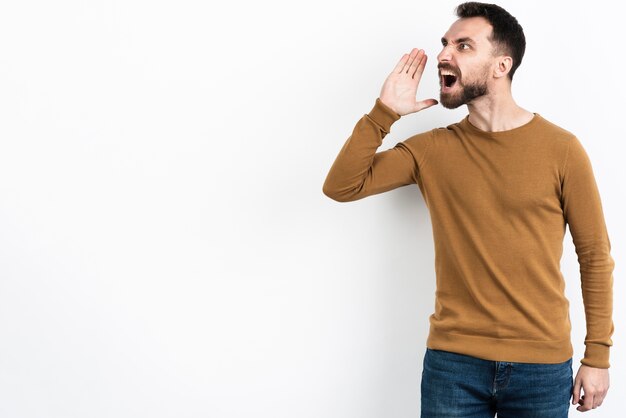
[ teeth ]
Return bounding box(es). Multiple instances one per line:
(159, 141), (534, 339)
(441, 70), (456, 76)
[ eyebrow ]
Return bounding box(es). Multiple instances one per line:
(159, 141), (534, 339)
(441, 36), (476, 45)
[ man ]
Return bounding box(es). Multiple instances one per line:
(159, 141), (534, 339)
(322, 2), (614, 417)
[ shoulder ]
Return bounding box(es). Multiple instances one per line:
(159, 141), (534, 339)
(430, 119), (466, 144)
(533, 114), (578, 144)
(401, 127), (437, 147)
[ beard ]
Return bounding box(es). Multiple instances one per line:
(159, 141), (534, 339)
(439, 68), (489, 109)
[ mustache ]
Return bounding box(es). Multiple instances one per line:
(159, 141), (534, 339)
(438, 64), (459, 74)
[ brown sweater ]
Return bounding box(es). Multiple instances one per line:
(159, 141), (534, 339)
(323, 98), (615, 368)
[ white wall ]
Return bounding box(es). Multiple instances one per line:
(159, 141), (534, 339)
(0, 0), (623, 417)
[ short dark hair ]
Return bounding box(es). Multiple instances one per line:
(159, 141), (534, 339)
(454, 2), (526, 81)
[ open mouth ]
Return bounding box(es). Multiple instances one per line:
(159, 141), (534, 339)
(443, 74), (457, 88)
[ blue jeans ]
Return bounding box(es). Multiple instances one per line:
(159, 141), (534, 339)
(421, 348), (574, 417)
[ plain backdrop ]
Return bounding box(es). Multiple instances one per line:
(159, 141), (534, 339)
(0, 0), (623, 417)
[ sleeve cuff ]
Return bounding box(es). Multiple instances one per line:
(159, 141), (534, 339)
(581, 344), (611, 368)
(366, 98), (401, 133)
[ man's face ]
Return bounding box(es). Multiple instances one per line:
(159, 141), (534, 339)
(437, 17), (497, 109)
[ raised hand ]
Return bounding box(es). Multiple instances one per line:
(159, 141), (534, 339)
(379, 48), (439, 116)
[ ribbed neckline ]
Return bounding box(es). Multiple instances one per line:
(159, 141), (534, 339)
(460, 112), (541, 138)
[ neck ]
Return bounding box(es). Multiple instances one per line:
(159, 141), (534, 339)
(466, 88), (534, 132)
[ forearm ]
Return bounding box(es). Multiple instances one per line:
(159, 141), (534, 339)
(323, 98), (412, 202)
(578, 241), (615, 368)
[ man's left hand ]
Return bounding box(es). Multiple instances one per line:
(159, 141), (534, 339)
(572, 364), (610, 412)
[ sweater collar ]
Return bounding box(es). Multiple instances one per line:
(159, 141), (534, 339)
(461, 113), (541, 138)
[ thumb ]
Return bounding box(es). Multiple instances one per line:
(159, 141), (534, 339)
(572, 376), (582, 405)
(414, 98), (439, 113)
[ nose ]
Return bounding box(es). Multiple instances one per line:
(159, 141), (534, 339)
(437, 45), (452, 64)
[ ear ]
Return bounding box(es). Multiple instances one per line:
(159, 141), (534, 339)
(494, 56), (513, 79)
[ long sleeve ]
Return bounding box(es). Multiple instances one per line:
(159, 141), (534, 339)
(322, 98), (431, 202)
(561, 136), (615, 368)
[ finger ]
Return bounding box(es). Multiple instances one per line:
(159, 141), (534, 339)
(392, 52), (411, 74)
(412, 53), (428, 82)
(414, 98), (439, 112)
(571, 378), (581, 405)
(402, 48), (419, 74)
(579, 393), (595, 412)
(586, 393), (596, 411)
(409, 50), (425, 78)
(594, 393), (605, 408)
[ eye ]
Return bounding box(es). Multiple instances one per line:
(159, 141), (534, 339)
(459, 43), (470, 50)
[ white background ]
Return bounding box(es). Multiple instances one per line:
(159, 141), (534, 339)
(0, 0), (623, 417)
